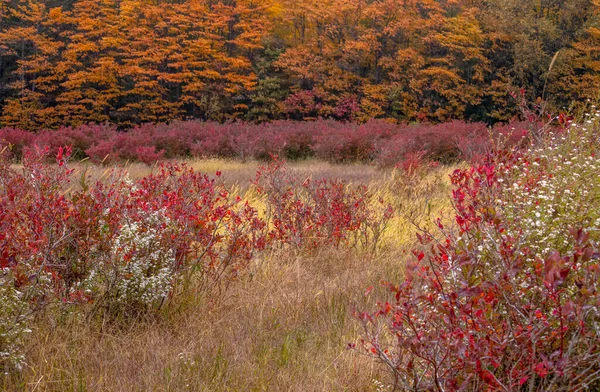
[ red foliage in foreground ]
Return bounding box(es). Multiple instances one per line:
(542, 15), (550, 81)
(355, 126), (600, 390)
(0, 120), (527, 166)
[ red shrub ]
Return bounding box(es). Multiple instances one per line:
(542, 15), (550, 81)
(313, 122), (373, 163)
(0, 128), (35, 159)
(85, 139), (119, 163)
(493, 120), (535, 147)
(375, 126), (419, 167)
(0, 147), (266, 319)
(397, 150), (428, 176)
(189, 122), (236, 158)
(333, 96), (361, 121)
(135, 122), (193, 159)
(278, 122), (316, 160)
(375, 121), (488, 166)
(134, 145), (165, 165)
(355, 121), (600, 391)
(34, 124), (117, 159)
(254, 158), (393, 251)
(282, 90), (320, 120)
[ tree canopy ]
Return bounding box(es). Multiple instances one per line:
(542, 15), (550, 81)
(0, 0), (598, 129)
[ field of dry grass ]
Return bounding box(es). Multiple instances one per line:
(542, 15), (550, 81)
(4, 159), (453, 392)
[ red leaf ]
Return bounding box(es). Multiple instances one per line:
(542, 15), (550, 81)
(535, 362), (549, 378)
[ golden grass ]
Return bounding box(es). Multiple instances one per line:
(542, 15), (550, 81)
(12, 249), (405, 392)
(3, 159), (453, 392)
(12, 158), (391, 193)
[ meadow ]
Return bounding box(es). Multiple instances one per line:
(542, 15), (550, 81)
(1, 111), (600, 391)
(1, 153), (452, 391)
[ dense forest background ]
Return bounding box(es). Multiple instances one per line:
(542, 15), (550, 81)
(1, 0), (599, 130)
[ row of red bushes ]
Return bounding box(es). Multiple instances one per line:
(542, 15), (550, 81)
(0, 120), (529, 166)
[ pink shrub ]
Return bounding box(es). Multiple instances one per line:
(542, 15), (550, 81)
(134, 145), (165, 165)
(0, 128), (35, 159)
(1, 119), (496, 164)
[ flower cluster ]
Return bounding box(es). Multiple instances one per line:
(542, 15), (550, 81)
(0, 275), (29, 373)
(497, 132), (600, 260)
(110, 212), (175, 310)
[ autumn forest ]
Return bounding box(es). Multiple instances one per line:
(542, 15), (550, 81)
(1, 0), (600, 130)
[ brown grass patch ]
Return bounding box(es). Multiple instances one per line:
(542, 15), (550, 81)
(13, 249), (404, 391)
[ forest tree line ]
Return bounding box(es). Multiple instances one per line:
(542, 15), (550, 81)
(0, 0), (599, 130)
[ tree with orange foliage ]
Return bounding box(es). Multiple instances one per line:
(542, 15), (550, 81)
(52, 0), (123, 126)
(0, 0), (63, 128)
(549, 0), (600, 108)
